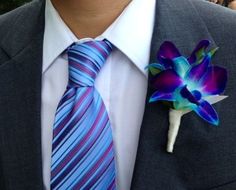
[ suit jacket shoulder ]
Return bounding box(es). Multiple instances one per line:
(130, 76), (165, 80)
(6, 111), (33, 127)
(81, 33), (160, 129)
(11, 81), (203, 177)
(191, 0), (236, 52)
(0, 0), (45, 62)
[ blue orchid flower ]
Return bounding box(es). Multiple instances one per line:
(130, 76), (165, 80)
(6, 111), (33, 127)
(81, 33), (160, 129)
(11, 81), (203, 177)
(147, 40), (227, 126)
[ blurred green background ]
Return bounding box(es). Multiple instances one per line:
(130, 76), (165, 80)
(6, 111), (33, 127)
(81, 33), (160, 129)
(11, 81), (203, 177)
(0, 0), (31, 14)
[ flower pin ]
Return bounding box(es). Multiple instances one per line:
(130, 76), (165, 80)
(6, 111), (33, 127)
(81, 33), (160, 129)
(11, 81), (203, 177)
(147, 40), (228, 153)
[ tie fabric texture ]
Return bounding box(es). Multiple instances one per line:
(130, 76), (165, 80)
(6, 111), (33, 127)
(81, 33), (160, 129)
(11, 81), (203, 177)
(50, 40), (116, 190)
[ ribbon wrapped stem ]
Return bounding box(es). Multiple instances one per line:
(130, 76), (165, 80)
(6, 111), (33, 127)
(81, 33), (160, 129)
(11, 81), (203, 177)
(167, 109), (184, 153)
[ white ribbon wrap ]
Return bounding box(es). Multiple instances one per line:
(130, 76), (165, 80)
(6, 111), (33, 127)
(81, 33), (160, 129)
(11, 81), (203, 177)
(167, 109), (183, 153)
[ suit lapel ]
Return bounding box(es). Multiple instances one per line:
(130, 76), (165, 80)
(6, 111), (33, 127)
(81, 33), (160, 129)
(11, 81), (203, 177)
(132, 0), (217, 188)
(0, 0), (45, 189)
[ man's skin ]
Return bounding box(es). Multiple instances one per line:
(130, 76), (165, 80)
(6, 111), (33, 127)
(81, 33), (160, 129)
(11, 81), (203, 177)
(209, 0), (224, 4)
(228, 0), (236, 9)
(209, 0), (236, 9)
(51, 0), (131, 38)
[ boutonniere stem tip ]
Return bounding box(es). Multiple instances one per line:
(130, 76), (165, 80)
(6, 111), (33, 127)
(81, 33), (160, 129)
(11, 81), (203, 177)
(167, 109), (183, 153)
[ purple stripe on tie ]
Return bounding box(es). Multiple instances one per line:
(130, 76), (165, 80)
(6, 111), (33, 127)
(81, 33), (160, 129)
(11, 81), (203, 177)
(51, 104), (107, 179)
(51, 120), (109, 189)
(88, 42), (110, 59)
(52, 98), (94, 157)
(68, 79), (81, 88)
(105, 41), (113, 51)
(70, 61), (96, 80)
(56, 89), (76, 114)
(72, 143), (113, 190)
(52, 88), (92, 144)
(52, 118), (109, 186)
(108, 178), (116, 190)
(82, 154), (115, 189)
(80, 43), (107, 62)
(69, 51), (100, 72)
(52, 118), (109, 190)
(96, 41), (112, 52)
(52, 96), (93, 152)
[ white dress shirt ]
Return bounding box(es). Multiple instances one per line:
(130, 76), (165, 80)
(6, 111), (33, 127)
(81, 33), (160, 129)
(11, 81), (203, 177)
(42, 0), (156, 189)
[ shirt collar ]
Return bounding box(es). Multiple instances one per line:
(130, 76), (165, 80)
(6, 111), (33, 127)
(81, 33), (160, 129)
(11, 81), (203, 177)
(43, 0), (156, 76)
(43, 0), (77, 73)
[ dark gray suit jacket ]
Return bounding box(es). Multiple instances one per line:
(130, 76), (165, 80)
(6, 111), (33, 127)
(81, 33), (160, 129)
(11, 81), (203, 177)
(0, 0), (236, 189)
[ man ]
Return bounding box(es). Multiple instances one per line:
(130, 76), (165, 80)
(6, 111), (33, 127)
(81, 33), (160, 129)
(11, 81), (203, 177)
(0, 0), (236, 189)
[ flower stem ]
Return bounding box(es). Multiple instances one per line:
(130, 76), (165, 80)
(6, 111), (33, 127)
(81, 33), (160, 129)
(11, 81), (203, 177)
(167, 109), (183, 153)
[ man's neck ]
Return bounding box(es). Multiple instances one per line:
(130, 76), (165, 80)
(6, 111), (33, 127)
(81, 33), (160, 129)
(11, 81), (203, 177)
(51, 0), (131, 39)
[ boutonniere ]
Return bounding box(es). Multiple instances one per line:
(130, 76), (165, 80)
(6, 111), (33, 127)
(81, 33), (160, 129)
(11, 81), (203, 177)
(147, 40), (228, 153)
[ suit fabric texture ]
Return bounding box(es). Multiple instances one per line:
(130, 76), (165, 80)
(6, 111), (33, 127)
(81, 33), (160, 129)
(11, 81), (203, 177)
(0, 0), (236, 189)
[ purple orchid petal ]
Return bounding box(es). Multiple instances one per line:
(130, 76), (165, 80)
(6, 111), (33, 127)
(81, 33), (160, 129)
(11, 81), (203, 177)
(149, 91), (175, 103)
(151, 70), (184, 93)
(193, 99), (219, 126)
(185, 55), (210, 82)
(158, 56), (173, 69)
(188, 40), (210, 64)
(199, 66), (227, 96)
(180, 85), (200, 105)
(157, 41), (181, 61)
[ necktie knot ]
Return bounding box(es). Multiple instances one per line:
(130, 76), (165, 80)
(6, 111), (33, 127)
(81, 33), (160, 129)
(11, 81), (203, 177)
(67, 40), (113, 87)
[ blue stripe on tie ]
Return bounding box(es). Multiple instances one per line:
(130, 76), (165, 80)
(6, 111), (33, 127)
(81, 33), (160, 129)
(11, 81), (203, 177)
(52, 95), (105, 177)
(51, 97), (99, 169)
(56, 117), (110, 189)
(84, 155), (115, 190)
(69, 50), (101, 70)
(68, 142), (113, 189)
(55, 92), (75, 115)
(80, 44), (105, 61)
(52, 89), (94, 149)
(71, 46), (105, 68)
(94, 161), (116, 189)
(53, 88), (87, 134)
(69, 66), (95, 85)
(52, 99), (106, 188)
(96, 42), (110, 55)
(55, 89), (76, 113)
(51, 99), (95, 169)
(77, 128), (113, 188)
(53, 99), (75, 128)
(69, 55), (98, 73)
(52, 118), (108, 189)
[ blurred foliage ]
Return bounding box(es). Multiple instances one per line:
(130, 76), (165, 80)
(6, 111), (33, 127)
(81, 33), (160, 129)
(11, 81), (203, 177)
(0, 0), (31, 14)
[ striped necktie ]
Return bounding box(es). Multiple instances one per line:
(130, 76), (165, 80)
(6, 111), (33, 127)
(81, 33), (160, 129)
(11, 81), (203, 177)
(50, 40), (116, 190)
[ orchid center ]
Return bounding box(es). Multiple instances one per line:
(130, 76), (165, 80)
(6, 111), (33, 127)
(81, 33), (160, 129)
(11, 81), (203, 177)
(180, 85), (201, 105)
(191, 90), (202, 101)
